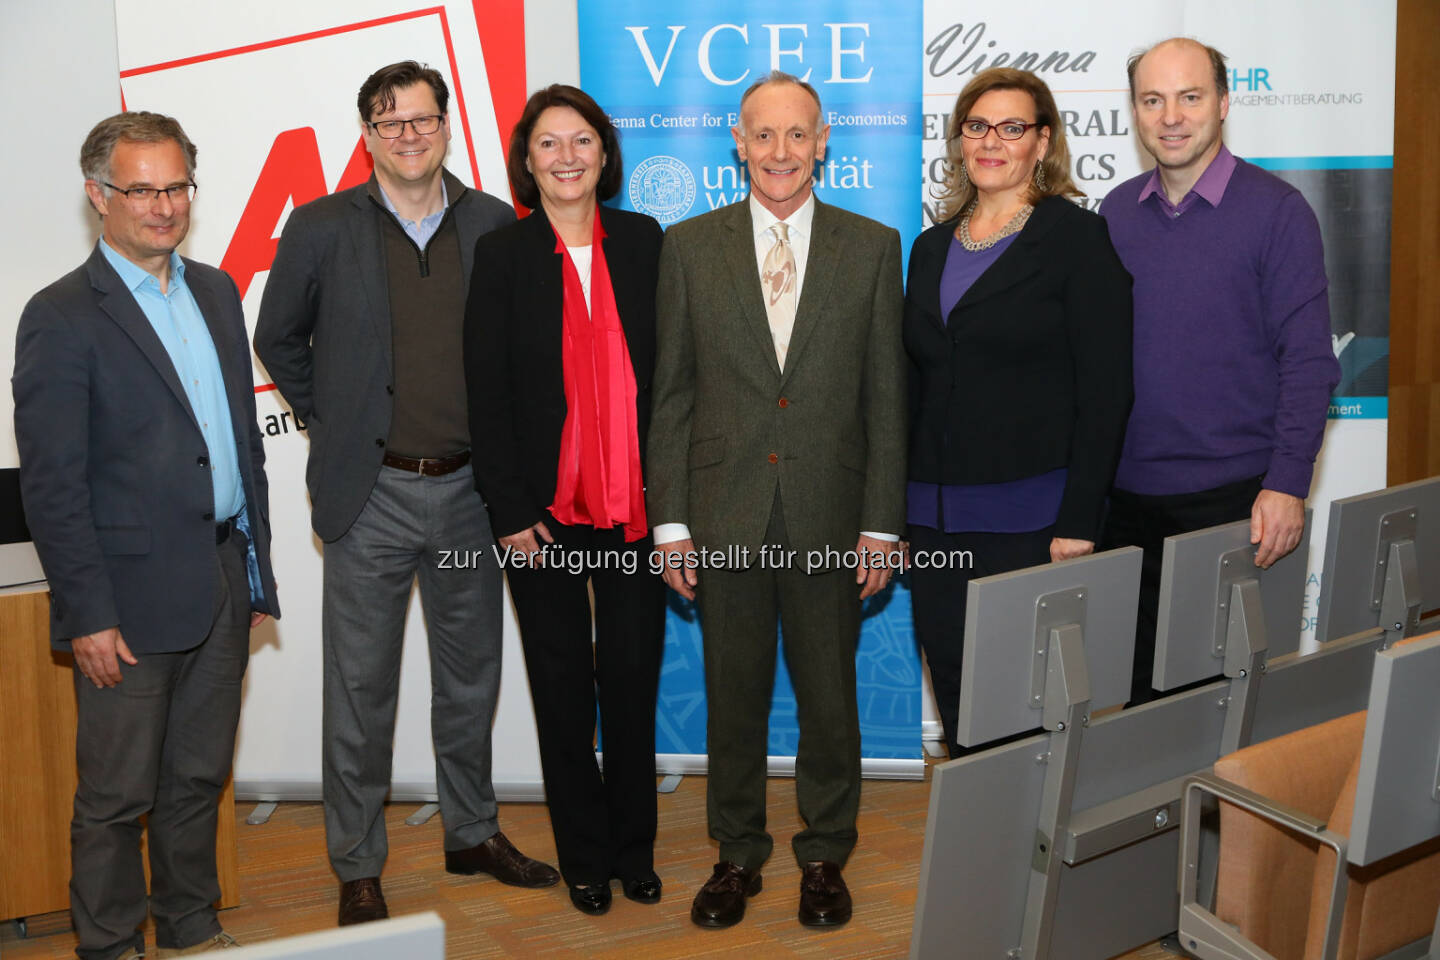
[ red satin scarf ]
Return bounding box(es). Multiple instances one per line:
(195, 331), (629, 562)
(548, 211), (647, 541)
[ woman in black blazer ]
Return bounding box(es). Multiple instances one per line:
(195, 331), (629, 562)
(464, 85), (665, 915)
(904, 68), (1133, 758)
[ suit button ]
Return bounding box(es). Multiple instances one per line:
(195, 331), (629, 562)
(375, 438), (385, 447)
(777, 397), (788, 408)
(386, 385), (394, 395)
(197, 455), (209, 466)
(767, 453), (778, 464)
(202, 512), (214, 522)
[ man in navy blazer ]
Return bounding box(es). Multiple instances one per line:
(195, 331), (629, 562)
(13, 111), (278, 960)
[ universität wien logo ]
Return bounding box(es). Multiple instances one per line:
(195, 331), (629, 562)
(628, 155), (696, 224)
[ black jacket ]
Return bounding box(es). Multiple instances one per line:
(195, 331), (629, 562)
(903, 195), (1133, 541)
(465, 204), (663, 538)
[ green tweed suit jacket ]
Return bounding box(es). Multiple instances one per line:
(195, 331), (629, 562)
(646, 197), (906, 567)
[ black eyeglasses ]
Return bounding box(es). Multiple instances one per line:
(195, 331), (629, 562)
(103, 182), (197, 203)
(367, 115), (444, 139)
(955, 120), (1042, 141)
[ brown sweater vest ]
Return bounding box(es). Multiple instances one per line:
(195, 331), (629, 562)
(379, 205), (468, 458)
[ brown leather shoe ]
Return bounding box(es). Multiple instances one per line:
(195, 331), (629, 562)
(338, 877), (388, 926)
(797, 860), (852, 927)
(690, 861), (762, 928)
(444, 831), (560, 887)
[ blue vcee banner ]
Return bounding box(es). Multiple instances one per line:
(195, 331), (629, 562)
(579, 1), (925, 768)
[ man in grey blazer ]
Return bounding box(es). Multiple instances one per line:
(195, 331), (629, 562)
(254, 61), (557, 925)
(13, 111), (279, 960)
(647, 72), (906, 930)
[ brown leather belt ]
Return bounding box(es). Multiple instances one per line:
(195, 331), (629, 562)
(382, 450), (471, 477)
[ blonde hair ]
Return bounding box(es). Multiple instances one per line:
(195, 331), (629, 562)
(933, 67), (1082, 222)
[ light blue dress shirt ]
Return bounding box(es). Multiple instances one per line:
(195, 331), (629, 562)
(378, 179), (449, 248)
(100, 240), (263, 603)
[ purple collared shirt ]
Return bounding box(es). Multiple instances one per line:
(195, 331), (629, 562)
(1136, 144), (1238, 219)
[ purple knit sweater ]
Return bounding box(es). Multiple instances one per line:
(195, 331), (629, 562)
(1099, 150), (1340, 499)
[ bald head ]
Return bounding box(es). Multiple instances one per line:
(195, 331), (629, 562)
(1127, 37), (1228, 103)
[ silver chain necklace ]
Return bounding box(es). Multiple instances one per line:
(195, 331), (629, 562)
(957, 201), (1033, 252)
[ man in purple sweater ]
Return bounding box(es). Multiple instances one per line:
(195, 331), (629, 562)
(1099, 38), (1340, 705)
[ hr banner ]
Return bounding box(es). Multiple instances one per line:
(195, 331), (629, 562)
(579, 1), (926, 770)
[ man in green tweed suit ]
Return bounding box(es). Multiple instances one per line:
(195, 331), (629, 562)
(646, 71), (906, 930)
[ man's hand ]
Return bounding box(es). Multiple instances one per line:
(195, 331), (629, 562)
(499, 521), (554, 566)
(250, 612), (269, 628)
(1251, 489), (1305, 568)
(855, 534), (898, 600)
(72, 626), (137, 688)
(655, 537), (699, 600)
(1050, 538), (1094, 562)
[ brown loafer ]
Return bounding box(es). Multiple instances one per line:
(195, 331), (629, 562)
(338, 876), (388, 926)
(798, 860), (852, 927)
(444, 831), (560, 887)
(690, 861), (762, 928)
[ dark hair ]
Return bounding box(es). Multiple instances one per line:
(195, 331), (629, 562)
(80, 111), (198, 187)
(933, 67), (1081, 221)
(737, 70), (823, 130)
(507, 85), (623, 208)
(357, 61), (449, 120)
(1126, 38), (1228, 102)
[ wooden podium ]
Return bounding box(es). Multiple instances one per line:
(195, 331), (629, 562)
(0, 585), (239, 923)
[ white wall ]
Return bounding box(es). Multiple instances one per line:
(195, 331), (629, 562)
(0, 0), (121, 467)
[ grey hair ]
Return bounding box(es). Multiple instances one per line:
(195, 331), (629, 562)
(79, 111), (198, 190)
(736, 70), (824, 133)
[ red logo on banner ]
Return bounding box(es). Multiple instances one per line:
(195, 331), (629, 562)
(220, 131), (372, 300)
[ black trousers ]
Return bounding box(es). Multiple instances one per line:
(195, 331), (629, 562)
(503, 515), (665, 885)
(71, 532), (250, 960)
(1100, 475), (1264, 706)
(907, 524), (1054, 758)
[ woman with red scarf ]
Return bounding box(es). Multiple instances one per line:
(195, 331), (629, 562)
(464, 85), (665, 916)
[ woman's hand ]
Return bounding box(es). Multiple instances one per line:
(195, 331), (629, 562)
(1049, 537), (1094, 562)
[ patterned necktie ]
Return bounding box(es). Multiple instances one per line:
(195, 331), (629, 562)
(761, 222), (798, 370)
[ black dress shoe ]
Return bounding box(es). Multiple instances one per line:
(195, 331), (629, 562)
(797, 860), (852, 927)
(338, 877), (388, 926)
(619, 872), (662, 904)
(690, 861), (762, 928)
(568, 881), (613, 915)
(444, 831), (560, 887)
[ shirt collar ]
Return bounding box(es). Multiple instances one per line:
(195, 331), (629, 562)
(1137, 143), (1237, 208)
(749, 191), (815, 242)
(99, 238), (185, 294)
(376, 177), (450, 225)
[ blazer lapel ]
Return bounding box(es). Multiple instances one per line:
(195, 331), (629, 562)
(914, 223), (952, 334)
(781, 199), (838, 385)
(720, 201), (782, 378)
(86, 245), (200, 431)
(448, 171), (482, 287)
(597, 207), (642, 360)
(951, 196), (1067, 317)
(348, 183), (393, 376)
(523, 207), (565, 376)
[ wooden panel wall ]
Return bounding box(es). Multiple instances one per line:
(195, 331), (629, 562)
(0, 588), (239, 922)
(1388, 0), (1440, 483)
